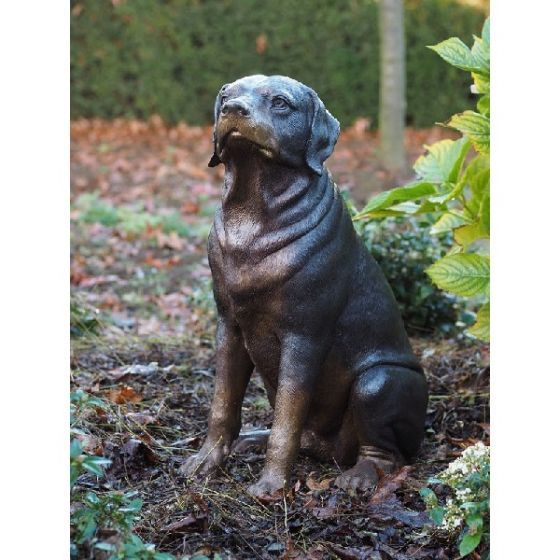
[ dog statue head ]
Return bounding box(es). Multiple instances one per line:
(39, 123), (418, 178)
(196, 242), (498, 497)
(208, 75), (340, 176)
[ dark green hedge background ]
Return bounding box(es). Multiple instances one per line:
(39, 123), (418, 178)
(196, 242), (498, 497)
(71, 0), (484, 128)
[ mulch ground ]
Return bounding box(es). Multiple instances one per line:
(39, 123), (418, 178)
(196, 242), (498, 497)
(70, 119), (488, 560)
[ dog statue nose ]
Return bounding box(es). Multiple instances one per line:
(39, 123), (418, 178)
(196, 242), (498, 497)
(221, 99), (250, 117)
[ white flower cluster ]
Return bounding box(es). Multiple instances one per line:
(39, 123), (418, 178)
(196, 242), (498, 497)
(437, 442), (490, 533)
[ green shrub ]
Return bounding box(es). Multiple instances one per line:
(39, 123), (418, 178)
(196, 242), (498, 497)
(355, 18), (490, 341)
(420, 442), (490, 558)
(71, 0), (484, 127)
(357, 216), (468, 335)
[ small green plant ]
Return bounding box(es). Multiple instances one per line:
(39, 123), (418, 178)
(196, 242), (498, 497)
(71, 298), (102, 338)
(420, 442), (490, 558)
(355, 18), (490, 341)
(355, 215), (469, 335)
(70, 438), (112, 487)
(70, 391), (173, 559)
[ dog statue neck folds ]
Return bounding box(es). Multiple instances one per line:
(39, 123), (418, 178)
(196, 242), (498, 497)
(217, 145), (338, 261)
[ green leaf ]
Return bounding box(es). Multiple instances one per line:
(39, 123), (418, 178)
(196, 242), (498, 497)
(95, 542), (117, 552)
(466, 172), (490, 219)
(70, 438), (83, 459)
(414, 137), (471, 183)
(477, 94), (490, 117)
(428, 37), (478, 72)
(482, 18), (490, 45)
(454, 222), (488, 249)
(471, 36), (490, 76)
(429, 506), (445, 525)
(81, 517), (97, 542)
(356, 182), (436, 219)
(419, 487), (438, 506)
(459, 529), (483, 557)
(430, 212), (470, 235)
(472, 72), (490, 95)
(426, 254), (490, 297)
(82, 456), (112, 477)
(467, 302), (490, 341)
(448, 111), (490, 155)
(480, 192), (490, 234)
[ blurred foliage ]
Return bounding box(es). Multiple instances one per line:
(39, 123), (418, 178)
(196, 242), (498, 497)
(356, 216), (468, 335)
(71, 298), (102, 338)
(73, 192), (208, 238)
(71, 0), (484, 127)
(355, 18), (490, 341)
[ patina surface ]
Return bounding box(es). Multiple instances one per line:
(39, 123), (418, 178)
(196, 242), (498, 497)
(180, 75), (429, 497)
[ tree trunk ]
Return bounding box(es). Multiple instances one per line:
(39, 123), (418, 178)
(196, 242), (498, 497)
(379, 0), (406, 173)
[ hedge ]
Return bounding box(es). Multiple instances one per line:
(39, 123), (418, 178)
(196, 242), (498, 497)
(71, 0), (485, 128)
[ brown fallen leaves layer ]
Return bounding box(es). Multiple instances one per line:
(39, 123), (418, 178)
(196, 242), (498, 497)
(71, 336), (488, 559)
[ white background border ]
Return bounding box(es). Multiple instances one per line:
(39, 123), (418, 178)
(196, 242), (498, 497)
(1, 0), (559, 557)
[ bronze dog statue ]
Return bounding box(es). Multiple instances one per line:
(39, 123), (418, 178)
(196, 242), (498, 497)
(180, 75), (428, 497)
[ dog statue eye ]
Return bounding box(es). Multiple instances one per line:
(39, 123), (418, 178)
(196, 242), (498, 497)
(221, 95), (229, 105)
(271, 96), (290, 110)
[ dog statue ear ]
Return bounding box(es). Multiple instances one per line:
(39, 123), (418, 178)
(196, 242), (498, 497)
(208, 84), (230, 167)
(305, 92), (340, 175)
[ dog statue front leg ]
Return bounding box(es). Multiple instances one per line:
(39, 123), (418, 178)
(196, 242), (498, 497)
(180, 317), (253, 477)
(247, 335), (324, 498)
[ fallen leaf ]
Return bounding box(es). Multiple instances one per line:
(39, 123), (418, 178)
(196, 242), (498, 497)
(74, 433), (103, 455)
(156, 230), (184, 251)
(162, 513), (207, 533)
(311, 506), (337, 519)
(306, 472), (333, 492)
(367, 496), (429, 528)
(328, 543), (381, 560)
(106, 438), (159, 478)
(181, 201), (200, 214)
(370, 465), (412, 503)
(107, 385), (142, 404)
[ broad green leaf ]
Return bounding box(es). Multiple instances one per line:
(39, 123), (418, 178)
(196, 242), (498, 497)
(448, 111), (490, 155)
(429, 506), (445, 525)
(356, 182), (436, 218)
(468, 302), (490, 341)
(472, 72), (490, 95)
(446, 244), (464, 257)
(482, 18), (490, 45)
(430, 212), (470, 235)
(428, 37), (478, 73)
(477, 94), (490, 117)
(426, 253), (490, 297)
(459, 529), (483, 557)
(480, 192), (490, 234)
(81, 518), (97, 542)
(413, 137), (471, 183)
(466, 168), (490, 217)
(464, 154), (490, 180)
(419, 487), (438, 506)
(70, 438), (83, 459)
(454, 221), (489, 248)
(82, 456), (111, 477)
(471, 37), (490, 76)
(466, 513), (484, 530)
